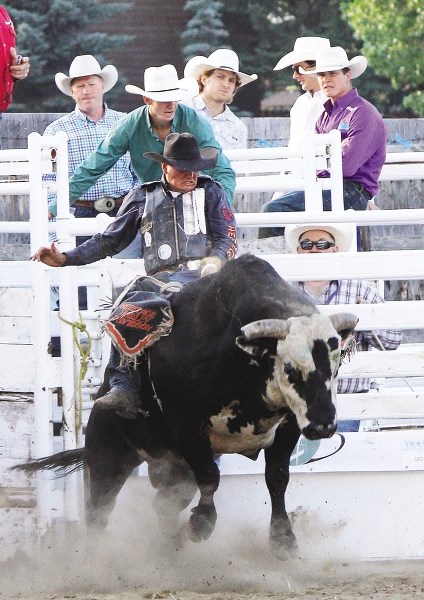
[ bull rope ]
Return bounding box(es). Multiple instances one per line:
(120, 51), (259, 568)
(57, 312), (92, 431)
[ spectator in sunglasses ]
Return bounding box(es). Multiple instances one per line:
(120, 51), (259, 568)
(285, 221), (403, 431)
(273, 37), (330, 150)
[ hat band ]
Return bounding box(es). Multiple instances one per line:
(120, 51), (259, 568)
(218, 65), (236, 72)
(146, 86), (181, 93)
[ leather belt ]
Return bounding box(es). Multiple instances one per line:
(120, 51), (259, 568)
(152, 260), (201, 275)
(74, 193), (128, 210)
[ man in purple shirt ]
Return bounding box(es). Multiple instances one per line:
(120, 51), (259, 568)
(259, 46), (386, 238)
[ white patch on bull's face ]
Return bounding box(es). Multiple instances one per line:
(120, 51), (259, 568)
(264, 313), (341, 432)
(207, 401), (288, 456)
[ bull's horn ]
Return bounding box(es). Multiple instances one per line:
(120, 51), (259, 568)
(240, 319), (290, 341)
(329, 312), (359, 334)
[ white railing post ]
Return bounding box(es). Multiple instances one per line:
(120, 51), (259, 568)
(328, 129), (344, 213)
(303, 133), (322, 213)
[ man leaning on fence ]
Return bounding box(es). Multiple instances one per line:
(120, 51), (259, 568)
(67, 64), (236, 207)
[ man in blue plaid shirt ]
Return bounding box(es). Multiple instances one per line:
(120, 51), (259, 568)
(45, 55), (139, 251)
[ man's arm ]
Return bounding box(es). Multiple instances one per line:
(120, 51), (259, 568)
(340, 105), (386, 177)
(355, 285), (403, 351)
(182, 107), (236, 203)
(69, 116), (131, 202)
(204, 181), (237, 262)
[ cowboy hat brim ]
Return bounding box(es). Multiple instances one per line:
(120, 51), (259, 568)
(144, 146), (218, 171)
(273, 37), (331, 71)
(185, 58), (257, 87)
(125, 76), (199, 102)
(285, 222), (354, 253)
(55, 64), (118, 96)
(300, 55), (367, 79)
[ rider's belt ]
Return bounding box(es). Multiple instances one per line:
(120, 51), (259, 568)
(73, 193), (128, 213)
(152, 259), (201, 275)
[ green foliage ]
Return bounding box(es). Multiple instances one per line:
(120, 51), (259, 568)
(341, 0), (423, 116)
(5, 0), (133, 111)
(181, 0), (230, 61)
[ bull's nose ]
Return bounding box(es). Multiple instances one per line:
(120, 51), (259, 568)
(302, 421), (337, 440)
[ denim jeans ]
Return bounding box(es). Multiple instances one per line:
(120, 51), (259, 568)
(258, 180), (371, 239)
(108, 269), (200, 401)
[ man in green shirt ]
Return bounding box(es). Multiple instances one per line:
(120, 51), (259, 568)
(69, 64), (236, 204)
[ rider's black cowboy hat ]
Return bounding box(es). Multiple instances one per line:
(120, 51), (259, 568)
(144, 132), (218, 171)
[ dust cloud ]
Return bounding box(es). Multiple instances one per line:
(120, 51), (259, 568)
(2, 475), (424, 600)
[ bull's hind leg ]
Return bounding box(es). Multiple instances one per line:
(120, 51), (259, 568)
(148, 451), (197, 540)
(265, 416), (301, 560)
(85, 405), (141, 529)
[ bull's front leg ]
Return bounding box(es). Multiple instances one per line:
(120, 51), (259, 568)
(176, 432), (220, 542)
(264, 415), (301, 560)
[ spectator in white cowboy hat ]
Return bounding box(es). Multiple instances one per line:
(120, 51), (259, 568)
(45, 55), (139, 244)
(183, 48), (257, 149)
(271, 37), (330, 200)
(285, 220), (403, 431)
(68, 64), (236, 206)
(273, 36), (330, 149)
(260, 46), (386, 238)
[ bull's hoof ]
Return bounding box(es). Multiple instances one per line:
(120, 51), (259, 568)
(270, 534), (300, 561)
(188, 505), (217, 542)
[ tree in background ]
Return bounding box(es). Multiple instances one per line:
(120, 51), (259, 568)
(181, 0), (229, 62)
(341, 0), (423, 116)
(7, 0), (132, 111)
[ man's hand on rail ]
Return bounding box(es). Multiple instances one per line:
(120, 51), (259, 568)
(31, 242), (66, 267)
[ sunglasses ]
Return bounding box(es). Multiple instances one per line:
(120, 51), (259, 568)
(292, 64), (316, 75)
(299, 239), (335, 250)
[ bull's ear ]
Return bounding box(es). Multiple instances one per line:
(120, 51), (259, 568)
(235, 335), (275, 358)
(329, 312), (359, 341)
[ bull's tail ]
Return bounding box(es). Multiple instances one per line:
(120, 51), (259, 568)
(11, 448), (86, 478)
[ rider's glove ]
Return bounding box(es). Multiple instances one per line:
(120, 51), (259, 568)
(199, 256), (222, 278)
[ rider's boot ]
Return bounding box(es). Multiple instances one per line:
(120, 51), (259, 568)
(95, 345), (143, 419)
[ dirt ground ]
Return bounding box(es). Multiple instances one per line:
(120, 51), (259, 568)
(3, 475), (424, 600)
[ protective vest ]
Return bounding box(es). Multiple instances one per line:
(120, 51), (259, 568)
(141, 178), (211, 275)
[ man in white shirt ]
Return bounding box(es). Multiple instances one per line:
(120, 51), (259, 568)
(183, 49), (257, 150)
(268, 37), (331, 202)
(274, 36), (331, 148)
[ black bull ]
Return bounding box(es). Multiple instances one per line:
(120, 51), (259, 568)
(15, 255), (358, 559)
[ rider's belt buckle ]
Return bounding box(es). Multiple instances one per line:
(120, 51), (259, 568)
(94, 197), (116, 213)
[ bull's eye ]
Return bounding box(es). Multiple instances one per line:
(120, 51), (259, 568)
(284, 363), (301, 383)
(328, 336), (339, 351)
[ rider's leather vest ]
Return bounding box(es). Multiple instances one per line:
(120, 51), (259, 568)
(140, 178), (211, 275)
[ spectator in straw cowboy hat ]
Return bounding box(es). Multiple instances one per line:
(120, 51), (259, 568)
(260, 46), (386, 238)
(183, 48), (257, 149)
(285, 220), (402, 431)
(68, 64), (236, 206)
